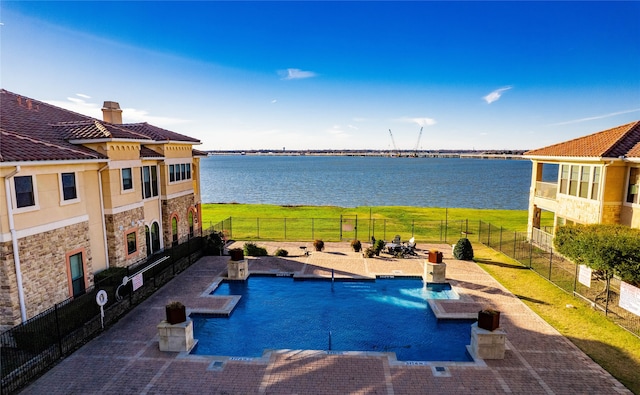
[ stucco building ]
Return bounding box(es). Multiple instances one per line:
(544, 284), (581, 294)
(524, 120), (640, 249)
(0, 89), (206, 331)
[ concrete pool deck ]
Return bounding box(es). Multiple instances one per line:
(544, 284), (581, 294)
(21, 242), (631, 394)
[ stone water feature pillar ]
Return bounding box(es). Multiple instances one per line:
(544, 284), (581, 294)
(426, 261), (446, 283)
(227, 248), (249, 280)
(469, 322), (506, 359)
(157, 319), (195, 352)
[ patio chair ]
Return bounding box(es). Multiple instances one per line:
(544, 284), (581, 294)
(392, 235), (401, 244)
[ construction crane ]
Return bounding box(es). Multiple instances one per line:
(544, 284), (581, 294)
(413, 127), (423, 157)
(388, 129), (399, 157)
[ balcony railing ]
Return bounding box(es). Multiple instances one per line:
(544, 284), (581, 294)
(535, 181), (557, 200)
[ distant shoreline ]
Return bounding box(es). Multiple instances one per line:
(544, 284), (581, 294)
(205, 149), (528, 160)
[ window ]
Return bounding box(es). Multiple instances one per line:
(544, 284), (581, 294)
(151, 166), (158, 196)
(122, 168), (133, 190)
(127, 231), (137, 255)
(172, 217), (178, 245)
(151, 222), (160, 251)
(579, 166), (590, 199)
(559, 165), (569, 194)
(568, 165), (579, 196)
(141, 165), (159, 199)
(627, 168), (640, 204)
(61, 172), (77, 201)
(69, 252), (85, 297)
(14, 175), (35, 208)
(559, 164), (600, 200)
(168, 162), (192, 183)
(591, 167), (601, 200)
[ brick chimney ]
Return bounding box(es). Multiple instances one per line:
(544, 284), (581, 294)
(102, 101), (123, 124)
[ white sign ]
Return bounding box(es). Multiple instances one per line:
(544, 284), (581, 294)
(132, 273), (144, 291)
(95, 290), (108, 306)
(619, 281), (640, 317)
(578, 265), (592, 287)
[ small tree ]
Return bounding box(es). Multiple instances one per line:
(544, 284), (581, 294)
(453, 238), (474, 260)
(555, 224), (640, 284)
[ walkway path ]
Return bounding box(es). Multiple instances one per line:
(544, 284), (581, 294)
(21, 242), (631, 394)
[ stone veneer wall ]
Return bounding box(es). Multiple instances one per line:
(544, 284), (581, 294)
(105, 206), (146, 268)
(0, 222), (93, 328)
(162, 194), (196, 246)
(0, 241), (20, 330)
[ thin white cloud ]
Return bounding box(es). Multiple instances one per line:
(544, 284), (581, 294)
(548, 108), (640, 126)
(397, 117), (437, 127)
(271, 99), (277, 104)
(348, 125), (358, 130)
(483, 86), (512, 104)
(327, 125), (349, 138)
(46, 95), (190, 126)
(279, 68), (317, 80)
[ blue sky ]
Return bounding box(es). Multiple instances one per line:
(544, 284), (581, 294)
(2, 1), (639, 151)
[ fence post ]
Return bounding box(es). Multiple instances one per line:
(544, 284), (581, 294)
(487, 224), (491, 248)
(383, 219), (387, 241)
(312, 218), (315, 240)
(548, 248), (553, 280)
(284, 218), (287, 240)
(573, 261), (579, 294)
(340, 215), (343, 241)
(529, 239), (533, 268)
(513, 231), (517, 258)
(499, 227), (503, 251)
(440, 220), (443, 242)
(355, 215), (358, 241)
(54, 303), (63, 356)
(411, 219), (415, 237)
(229, 217), (233, 239)
(605, 276), (611, 315)
(257, 218), (260, 239)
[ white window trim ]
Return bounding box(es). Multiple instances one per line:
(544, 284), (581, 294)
(141, 165), (160, 200)
(120, 167), (136, 194)
(59, 172), (81, 206)
(11, 174), (40, 213)
(623, 166), (640, 207)
(167, 162), (192, 185)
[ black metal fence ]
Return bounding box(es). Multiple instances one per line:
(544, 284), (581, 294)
(209, 216), (477, 245)
(478, 221), (640, 337)
(0, 232), (212, 395)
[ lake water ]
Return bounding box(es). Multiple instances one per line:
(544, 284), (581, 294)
(199, 156), (543, 210)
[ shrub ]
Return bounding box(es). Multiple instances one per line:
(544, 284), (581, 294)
(244, 242), (268, 256)
(351, 239), (362, 252)
(373, 239), (386, 255)
(274, 248), (289, 257)
(364, 247), (376, 258)
(204, 230), (225, 255)
(313, 239), (325, 251)
(453, 238), (474, 260)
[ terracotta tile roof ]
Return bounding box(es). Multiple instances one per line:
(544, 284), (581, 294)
(1, 89), (201, 163)
(524, 121), (640, 158)
(140, 146), (164, 159)
(192, 148), (209, 157)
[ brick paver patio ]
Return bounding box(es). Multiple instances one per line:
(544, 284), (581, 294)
(21, 242), (631, 394)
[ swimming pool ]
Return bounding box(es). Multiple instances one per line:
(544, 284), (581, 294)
(191, 277), (474, 361)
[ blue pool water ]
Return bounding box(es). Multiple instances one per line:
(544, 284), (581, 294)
(191, 277), (474, 361)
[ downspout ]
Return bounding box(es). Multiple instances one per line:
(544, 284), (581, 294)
(4, 166), (27, 322)
(98, 164), (110, 268)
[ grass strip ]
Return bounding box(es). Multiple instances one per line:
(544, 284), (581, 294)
(474, 244), (640, 394)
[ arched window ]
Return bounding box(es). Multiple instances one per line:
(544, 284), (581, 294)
(171, 216), (178, 246)
(151, 222), (161, 252)
(145, 225), (151, 257)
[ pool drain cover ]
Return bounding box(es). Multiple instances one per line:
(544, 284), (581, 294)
(208, 360), (225, 371)
(431, 366), (451, 377)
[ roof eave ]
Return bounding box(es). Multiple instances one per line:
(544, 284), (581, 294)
(0, 158), (109, 167)
(523, 155), (626, 162)
(68, 138), (152, 144)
